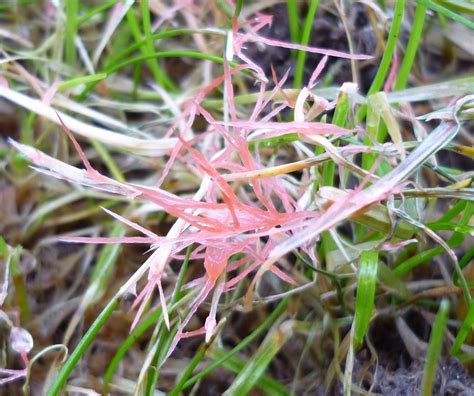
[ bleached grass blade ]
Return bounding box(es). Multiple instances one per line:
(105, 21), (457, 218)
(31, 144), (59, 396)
(92, 0), (135, 65)
(387, 77), (474, 104)
(1, 86), (178, 156)
(368, 92), (405, 159)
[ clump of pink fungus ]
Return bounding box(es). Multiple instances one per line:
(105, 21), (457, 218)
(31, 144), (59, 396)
(9, 11), (376, 362)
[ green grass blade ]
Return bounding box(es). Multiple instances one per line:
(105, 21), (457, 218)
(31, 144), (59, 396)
(75, 28), (226, 98)
(436, 200), (467, 223)
(181, 298), (289, 391)
(417, 0), (474, 28)
(170, 245), (194, 304)
(362, 92), (402, 172)
(65, 0), (79, 66)
(168, 341), (209, 396)
(143, 325), (176, 396)
(208, 347), (289, 396)
(450, 301), (474, 356)
(10, 246), (30, 323)
(435, 0), (474, 15)
(368, 0), (405, 95)
(62, 224), (125, 343)
(125, 7), (170, 90)
(104, 28), (226, 68)
(84, 223), (124, 298)
(354, 251), (379, 349)
(102, 245), (193, 393)
(58, 73), (107, 91)
(105, 51), (230, 75)
(102, 304), (164, 394)
(142, 245), (194, 395)
(318, 90), (351, 264)
(77, 0), (118, 26)
(234, 0), (244, 18)
(293, 0), (320, 88)
(1, 240), (29, 323)
(395, 201), (472, 276)
(90, 139), (126, 182)
(224, 321), (293, 395)
(287, 0), (300, 45)
(215, 0), (234, 18)
(358, 0), (405, 120)
(0, 236), (7, 260)
(47, 296), (120, 396)
(395, 3), (427, 90)
(140, 0), (176, 90)
(459, 244), (474, 270)
(421, 299), (450, 396)
(322, 89), (350, 185)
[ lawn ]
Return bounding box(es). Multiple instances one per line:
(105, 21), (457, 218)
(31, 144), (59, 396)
(0, 1), (473, 395)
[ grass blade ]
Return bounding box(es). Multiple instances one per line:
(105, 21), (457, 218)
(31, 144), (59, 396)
(354, 251), (378, 349)
(224, 321), (293, 395)
(358, 0), (405, 120)
(368, 0), (405, 95)
(47, 296), (120, 396)
(208, 347), (289, 396)
(58, 73), (107, 91)
(450, 300), (474, 356)
(287, 0), (300, 45)
(62, 223), (125, 344)
(293, 0), (320, 88)
(417, 0), (474, 29)
(421, 299), (450, 396)
(395, 3), (427, 90)
(65, 0), (79, 66)
(181, 298), (289, 391)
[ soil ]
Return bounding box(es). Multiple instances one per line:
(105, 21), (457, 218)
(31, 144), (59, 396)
(245, 3), (379, 92)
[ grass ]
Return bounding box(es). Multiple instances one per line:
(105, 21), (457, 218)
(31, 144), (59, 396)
(293, 0), (320, 88)
(0, 1), (473, 395)
(394, 2), (427, 90)
(353, 250), (378, 349)
(421, 298), (450, 396)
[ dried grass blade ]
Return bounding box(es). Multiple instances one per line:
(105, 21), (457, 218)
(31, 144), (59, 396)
(1, 86), (178, 156)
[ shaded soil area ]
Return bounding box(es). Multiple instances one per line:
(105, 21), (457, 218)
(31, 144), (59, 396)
(246, 3), (379, 91)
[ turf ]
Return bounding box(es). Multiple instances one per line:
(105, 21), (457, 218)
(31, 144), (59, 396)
(0, 1), (473, 395)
